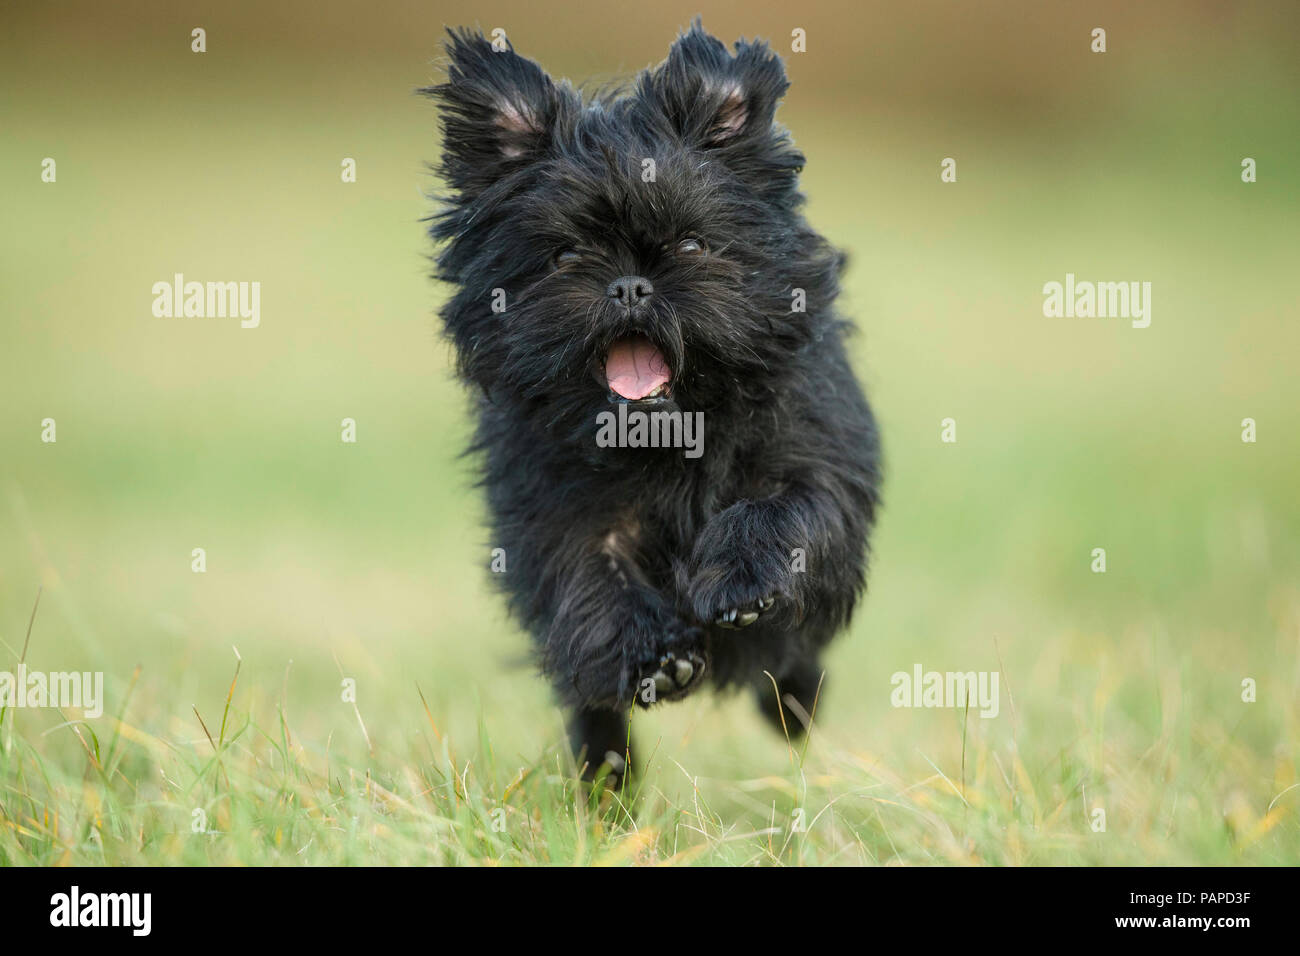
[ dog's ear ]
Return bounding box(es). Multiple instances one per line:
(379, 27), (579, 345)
(637, 20), (791, 153)
(422, 29), (565, 195)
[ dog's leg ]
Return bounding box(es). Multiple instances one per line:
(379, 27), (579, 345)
(681, 482), (873, 635)
(567, 706), (632, 783)
(541, 544), (709, 720)
(754, 657), (825, 739)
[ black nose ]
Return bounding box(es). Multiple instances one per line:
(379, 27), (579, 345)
(607, 275), (654, 308)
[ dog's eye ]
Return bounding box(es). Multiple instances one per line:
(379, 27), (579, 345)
(675, 237), (706, 256)
(553, 249), (582, 269)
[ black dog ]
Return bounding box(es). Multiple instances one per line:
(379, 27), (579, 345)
(424, 21), (881, 780)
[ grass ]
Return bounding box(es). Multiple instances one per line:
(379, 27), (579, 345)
(1, 6), (1298, 865)
(2, 424), (1297, 866)
(1, 617), (1295, 866)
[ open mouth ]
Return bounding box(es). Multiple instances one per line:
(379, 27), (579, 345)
(603, 335), (672, 404)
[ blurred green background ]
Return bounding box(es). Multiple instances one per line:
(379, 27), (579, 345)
(1, 0), (1298, 863)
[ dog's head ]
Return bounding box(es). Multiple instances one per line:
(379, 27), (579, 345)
(424, 21), (841, 435)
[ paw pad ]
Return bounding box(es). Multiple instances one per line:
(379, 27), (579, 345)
(639, 648), (706, 704)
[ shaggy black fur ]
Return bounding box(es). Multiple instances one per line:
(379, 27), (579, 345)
(423, 21), (881, 781)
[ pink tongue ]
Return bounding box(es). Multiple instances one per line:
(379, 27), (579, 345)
(605, 337), (671, 400)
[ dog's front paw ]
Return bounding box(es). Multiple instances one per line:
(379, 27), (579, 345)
(634, 645), (707, 706)
(715, 594), (777, 629)
(684, 509), (795, 629)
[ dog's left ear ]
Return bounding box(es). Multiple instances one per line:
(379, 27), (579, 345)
(422, 28), (568, 196)
(637, 21), (791, 153)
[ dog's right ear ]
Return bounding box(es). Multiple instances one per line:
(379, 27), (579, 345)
(421, 29), (565, 196)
